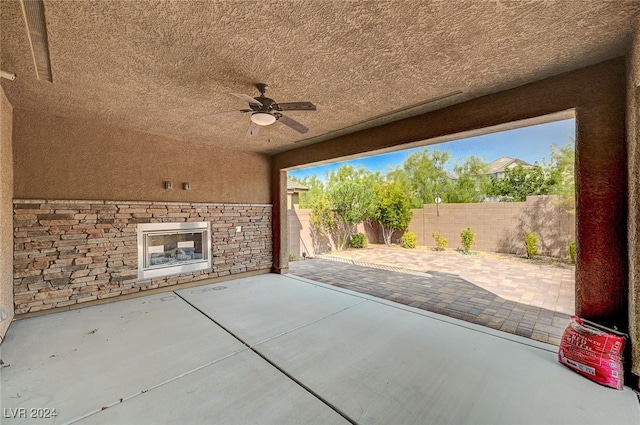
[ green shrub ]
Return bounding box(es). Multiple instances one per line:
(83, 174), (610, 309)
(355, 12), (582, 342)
(524, 231), (539, 259)
(569, 241), (576, 264)
(460, 227), (475, 253)
(432, 232), (448, 251)
(350, 232), (368, 249)
(400, 231), (417, 249)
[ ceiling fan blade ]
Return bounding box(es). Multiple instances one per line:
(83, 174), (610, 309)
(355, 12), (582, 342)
(276, 102), (316, 111)
(201, 109), (252, 120)
(246, 121), (261, 137)
(231, 93), (263, 106)
(278, 114), (309, 134)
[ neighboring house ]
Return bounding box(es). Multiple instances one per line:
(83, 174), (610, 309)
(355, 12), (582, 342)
(444, 157), (532, 181)
(485, 156), (535, 180)
(445, 170), (458, 181)
(483, 157), (535, 202)
(287, 179), (309, 209)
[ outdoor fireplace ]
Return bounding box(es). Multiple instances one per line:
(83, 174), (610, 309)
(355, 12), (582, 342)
(137, 222), (211, 280)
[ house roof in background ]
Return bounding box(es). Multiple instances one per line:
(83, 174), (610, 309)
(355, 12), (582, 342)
(485, 157), (535, 175)
(287, 179), (309, 194)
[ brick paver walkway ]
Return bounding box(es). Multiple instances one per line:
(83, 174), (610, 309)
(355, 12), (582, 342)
(289, 246), (575, 345)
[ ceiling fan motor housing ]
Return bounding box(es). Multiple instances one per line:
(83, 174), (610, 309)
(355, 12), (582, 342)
(250, 96), (278, 112)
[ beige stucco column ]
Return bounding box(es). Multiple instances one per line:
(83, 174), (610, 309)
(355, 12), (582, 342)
(271, 167), (289, 274)
(627, 21), (640, 379)
(0, 87), (14, 341)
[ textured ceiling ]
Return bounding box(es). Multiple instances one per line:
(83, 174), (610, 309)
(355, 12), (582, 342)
(1, 0), (639, 155)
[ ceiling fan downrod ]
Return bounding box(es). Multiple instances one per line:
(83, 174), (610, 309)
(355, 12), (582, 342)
(255, 83), (269, 96)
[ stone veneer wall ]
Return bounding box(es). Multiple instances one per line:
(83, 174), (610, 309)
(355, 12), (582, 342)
(13, 200), (272, 314)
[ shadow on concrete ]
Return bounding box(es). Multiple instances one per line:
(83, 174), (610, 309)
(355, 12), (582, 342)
(290, 259), (571, 345)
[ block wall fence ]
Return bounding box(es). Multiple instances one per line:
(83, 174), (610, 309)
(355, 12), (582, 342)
(288, 195), (574, 259)
(409, 195), (575, 257)
(13, 200), (272, 314)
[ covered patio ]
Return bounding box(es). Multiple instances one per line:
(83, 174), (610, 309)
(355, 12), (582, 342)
(2, 273), (639, 424)
(1, 0), (640, 419)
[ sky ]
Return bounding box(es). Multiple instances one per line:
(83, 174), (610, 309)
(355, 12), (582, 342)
(288, 118), (575, 181)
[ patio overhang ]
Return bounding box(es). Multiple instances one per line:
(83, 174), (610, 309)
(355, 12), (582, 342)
(0, 0), (639, 388)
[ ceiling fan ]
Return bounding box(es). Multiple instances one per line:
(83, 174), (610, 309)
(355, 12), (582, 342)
(209, 83), (316, 137)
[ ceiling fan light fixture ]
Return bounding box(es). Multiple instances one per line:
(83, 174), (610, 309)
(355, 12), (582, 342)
(251, 112), (276, 126)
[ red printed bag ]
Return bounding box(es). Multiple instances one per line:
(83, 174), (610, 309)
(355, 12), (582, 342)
(558, 316), (626, 390)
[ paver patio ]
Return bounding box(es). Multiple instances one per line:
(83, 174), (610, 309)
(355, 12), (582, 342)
(289, 245), (575, 345)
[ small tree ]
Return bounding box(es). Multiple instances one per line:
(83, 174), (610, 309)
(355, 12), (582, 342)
(373, 182), (413, 246)
(524, 231), (539, 259)
(486, 163), (557, 202)
(548, 142), (576, 214)
(448, 156), (489, 203)
(396, 148), (453, 208)
(432, 232), (447, 251)
(460, 228), (475, 253)
(294, 175), (325, 209)
(308, 194), (335, 255)
(325, 165), (377, 250)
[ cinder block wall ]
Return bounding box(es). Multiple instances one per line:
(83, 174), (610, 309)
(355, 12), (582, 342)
(13, 200), (272, 315)
(288, 209), (315, 258)
(288, 209), (385, 258)
(289, 195), (574, 259)
(411, 195), (575, 258)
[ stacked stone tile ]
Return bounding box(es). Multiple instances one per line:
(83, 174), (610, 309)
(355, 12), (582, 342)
(13, 200), (272, 314)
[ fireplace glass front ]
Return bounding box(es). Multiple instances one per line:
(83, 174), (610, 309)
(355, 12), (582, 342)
(137, 222), (211, 279)
(145, 232), (204, 267)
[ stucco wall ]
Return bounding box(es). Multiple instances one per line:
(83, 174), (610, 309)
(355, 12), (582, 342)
(12, 109), (271, 204)
(0, 87), (14, 341)
(9, 108), (274, 316)
(628, 23), (640, 378)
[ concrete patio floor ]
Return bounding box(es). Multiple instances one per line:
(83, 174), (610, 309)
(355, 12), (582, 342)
(1, 273), (638, 425)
